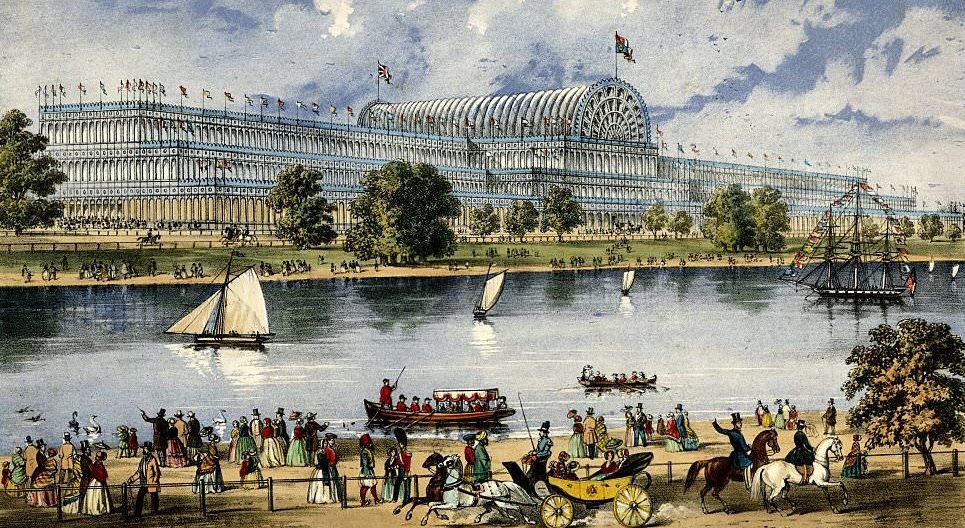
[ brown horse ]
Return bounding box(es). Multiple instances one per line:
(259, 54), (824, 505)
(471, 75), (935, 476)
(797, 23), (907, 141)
(683, 428), (780, 514)
(393, 452), (447, 522)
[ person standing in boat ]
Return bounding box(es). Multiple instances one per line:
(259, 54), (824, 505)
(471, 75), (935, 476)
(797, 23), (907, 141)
(472, 431), (492, 483)
(583, 408), (598, 459)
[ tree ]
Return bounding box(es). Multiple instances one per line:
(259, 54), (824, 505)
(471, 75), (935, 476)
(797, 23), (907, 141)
(751, 186), (791, 252)
(702, 184), (755, 252)
(469, 203), (500, 239)
(266, 164), (336, 249)
(0, 109), (66, 235)
(642, 203), (668, 239)
(345, 160), (459, 263)
(861, 218), (881, 239)
(505, 200), (539, 242)
(842, 319), (965, 475)
(899, 216), (915, 237)
(918, 214), (944, 242)
(949, 224), (962, 242)
(540, 185), (584, 241)
(669, 210), (693, 239)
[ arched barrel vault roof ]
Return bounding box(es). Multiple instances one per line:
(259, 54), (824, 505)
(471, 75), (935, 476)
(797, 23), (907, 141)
(357, 77), (652, 144)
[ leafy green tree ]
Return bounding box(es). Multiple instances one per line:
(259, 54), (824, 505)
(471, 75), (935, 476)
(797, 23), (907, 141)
(702, 184), (755, 252)
(346, 160), (459, 263)
(0, 109), (66, 234)
(266, 164), (336, 249)
(669, 210), (694, 239)
(843, 319), (965, 475)
(899, 216), (916, 237)
(918, 214), (944, 242)
(751, 186), (790, 252)
(642, 203), (668, 239)
(470, 203), (500, 239)
(861, 218), (881, 239)
(505, 200), (539, 242)
(948, 224), (962, 242)
(540, 185), (584, 241)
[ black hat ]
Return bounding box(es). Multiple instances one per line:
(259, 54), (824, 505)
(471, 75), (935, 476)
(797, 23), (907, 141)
(142, 442), (154, 451)
(324, 433), (337, 440)
(383, 378), (390, 383)
(636, 403), (643, 409)
(731, 412), (743, 425)
(797, 419), (806, 429)
(276, 408), (285, 415)
(539, 421), (551, 433)
(25, 436), (32, 444)
(828, 398), (835, 405)
(63, 433), (71, 440)
(158, 408), (166, 415)
(586, 407), (595, 415)
(462, 433), (476, 443)
(252, 408), (260, 416)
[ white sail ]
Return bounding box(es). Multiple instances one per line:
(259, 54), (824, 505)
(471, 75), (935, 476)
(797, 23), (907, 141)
(622, 270), (635, 293)
(166, 267), (269, 336)
(476, 271), (506, 314)
(954, 264), (960, 279)
(928, 258), (935, 273)
(166, 290), (223, 335)
(220, 268), (270, 335)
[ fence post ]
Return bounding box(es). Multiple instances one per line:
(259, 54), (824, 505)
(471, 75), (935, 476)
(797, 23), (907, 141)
(267, 477), (274, 512)
(341, 476), (349, 509)
(56, 485), (63, 522)
(122, 483), (129, 518)
(902, 451), (910, 479)
(667, 461), (673, 483)
(200, 481), (207, 516)
(413, 475), (420, 499)
(954, 449), (960, 477)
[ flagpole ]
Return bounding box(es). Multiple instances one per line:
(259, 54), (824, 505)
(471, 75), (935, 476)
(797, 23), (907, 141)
(376, 60), (380, 102)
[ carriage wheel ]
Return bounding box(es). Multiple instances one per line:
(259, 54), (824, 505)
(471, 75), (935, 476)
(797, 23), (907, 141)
(612, 484), (652, 527)
(540, 494), (574, 528)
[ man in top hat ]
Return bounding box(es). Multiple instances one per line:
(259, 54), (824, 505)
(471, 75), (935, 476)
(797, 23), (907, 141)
(462, 434), (475, 483)
(528, 421), (554, 484)
(249, 409), (264, 451)
(23, 436), (39, 485)
(633, 403), (647, 447)
(583, 408), (598, 459)
(379, 378), (397, 407)
(127, 442), (161, 517)
(304, 413), (322, 458)
(140, 408), (168, 467)
(172, 410), (189, 450)
(275, 408), (290, 445)
(58, 433), (75, 483)
(472, 431), (491, 483)
(785, 419), (816, 480)
(186, 411), (203, 459)
(755, 400), (764, 427)
(712, 413), (754, 488)
(822, 398), (837, 435)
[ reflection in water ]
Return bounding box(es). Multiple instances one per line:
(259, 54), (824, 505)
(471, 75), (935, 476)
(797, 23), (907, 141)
(619, 296), (635, 317)
(214, 347), (271, 392)
(470, 319), (500, 359)
(545, 272), (578, 308)
(167, 344), (217, 379)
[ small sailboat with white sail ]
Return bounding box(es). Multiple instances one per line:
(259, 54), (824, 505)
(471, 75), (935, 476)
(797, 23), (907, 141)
(473, 264), (507, 319)
(953, 264), (961, 281)
(928, 257), (935, 274)
(621, 267), (635, 296)
(166, 252), (273, 346)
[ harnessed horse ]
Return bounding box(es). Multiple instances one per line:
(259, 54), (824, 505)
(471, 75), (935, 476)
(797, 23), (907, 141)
(751, 436), (850, 513)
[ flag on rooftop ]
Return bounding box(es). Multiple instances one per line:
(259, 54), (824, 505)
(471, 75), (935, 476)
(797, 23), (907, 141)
(378, 62), (392, 84)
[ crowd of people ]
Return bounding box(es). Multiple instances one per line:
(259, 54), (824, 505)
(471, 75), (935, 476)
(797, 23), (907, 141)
(171, 262), (204, 280)
(57, 217), (205, 233)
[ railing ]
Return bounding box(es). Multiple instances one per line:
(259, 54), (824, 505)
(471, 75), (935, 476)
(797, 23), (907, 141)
(0, 239), (293, 253)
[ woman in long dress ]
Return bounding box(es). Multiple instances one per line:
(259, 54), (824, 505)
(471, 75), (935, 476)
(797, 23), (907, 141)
(240, 451), (263, 490)
(7, 448), (27, 497)
(307, 436), (338, 504)
(595, 416), (617, 450)
(235, 418), (256, 465)
(566, 410), (587, 459)
(81, 451), (112, 515)
(60, 456), (84, 514)
(380, 448), (400, 502)
(664, 413), (683, 453)
(761, 405), (775, 428)
(841, 435), (864, 478)
(260, 418), (286, 468)
(682, 412), (700, 451)
(787, 406), (799, 431)
(166, 420), (190, 468)
(285, 420), (310, 467)
(192, 452), (224, 495)
(228, 421), (240, 464)
(27, 449), (58, 508)
(774, 403), (785, 429)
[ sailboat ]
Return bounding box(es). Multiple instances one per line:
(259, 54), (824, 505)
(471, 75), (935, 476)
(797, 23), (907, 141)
(621, 268), (635, 296)
(473, 265), (507, 319)
(166, 253), (274, 345)
(954, 264), (961, 280)
(782, 181), (914, 301)
(928, 257), (935, 274)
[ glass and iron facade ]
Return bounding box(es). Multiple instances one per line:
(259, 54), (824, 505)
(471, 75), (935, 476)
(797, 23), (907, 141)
(39, 78), (917, 234)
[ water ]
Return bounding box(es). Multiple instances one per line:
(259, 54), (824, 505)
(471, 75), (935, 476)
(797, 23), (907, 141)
(1, 264), (962, 451)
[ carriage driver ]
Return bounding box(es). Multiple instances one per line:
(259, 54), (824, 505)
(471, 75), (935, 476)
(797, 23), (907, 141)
(712, 413), (753, 488)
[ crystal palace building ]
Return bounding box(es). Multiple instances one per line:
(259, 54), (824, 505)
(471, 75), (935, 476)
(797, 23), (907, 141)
(38, 78), (917, 234)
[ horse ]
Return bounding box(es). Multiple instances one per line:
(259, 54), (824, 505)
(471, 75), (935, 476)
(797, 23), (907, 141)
(416, 454), (537, 526)
(750, 436), (850, 514)
(393, 452), (447, 522)
(683, 428), (780, 514)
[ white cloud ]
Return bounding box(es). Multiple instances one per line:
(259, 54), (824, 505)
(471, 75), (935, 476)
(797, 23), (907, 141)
(313, 0), (356, 37)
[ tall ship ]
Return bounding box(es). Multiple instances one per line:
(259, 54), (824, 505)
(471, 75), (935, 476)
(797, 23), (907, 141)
(782, 181), (915, 301)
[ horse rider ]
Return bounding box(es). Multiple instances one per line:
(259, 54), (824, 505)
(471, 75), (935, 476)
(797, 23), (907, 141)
(712, 413), (753, 488)
(784, 419), (816, 482)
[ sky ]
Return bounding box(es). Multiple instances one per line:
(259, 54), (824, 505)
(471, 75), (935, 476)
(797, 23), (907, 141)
(1, 0), (963, 206)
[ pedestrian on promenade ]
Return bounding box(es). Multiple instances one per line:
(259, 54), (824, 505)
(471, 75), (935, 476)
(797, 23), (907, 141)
(128, 442), (161, 517)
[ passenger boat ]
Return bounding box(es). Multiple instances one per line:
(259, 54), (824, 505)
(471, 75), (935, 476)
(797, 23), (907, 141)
(364, 388), (515, 427)
(165, 252), (274, 346)
(473, 265), (507, 318)
(781, 181), (915, 302)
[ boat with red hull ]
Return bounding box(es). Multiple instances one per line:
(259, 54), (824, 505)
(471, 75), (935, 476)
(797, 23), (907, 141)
(364, 388), (515, 427)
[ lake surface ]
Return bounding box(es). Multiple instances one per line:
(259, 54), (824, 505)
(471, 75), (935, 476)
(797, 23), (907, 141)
(1, 264), (962, 451)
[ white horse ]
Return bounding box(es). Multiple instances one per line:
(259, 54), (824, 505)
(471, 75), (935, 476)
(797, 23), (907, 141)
(750, 436), (850, 513)
(422, 454), (537, 526)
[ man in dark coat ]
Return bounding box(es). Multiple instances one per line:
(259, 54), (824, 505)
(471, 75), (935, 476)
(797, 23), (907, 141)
(140, 408), (168, 467)
(712, 413), (753, 487)
(304, 413), (322, 457)
(785, 420), (816, 471)
(275, 408), (289, 444)
(186, 411), (203, 459)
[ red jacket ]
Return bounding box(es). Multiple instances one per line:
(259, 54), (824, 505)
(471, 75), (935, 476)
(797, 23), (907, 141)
(396, 402), (407, 411)
(410, 402), (420, 413)
(397, 449), (412, 473)
(464, 445), (475, 465)
(379, 385), (394, 406)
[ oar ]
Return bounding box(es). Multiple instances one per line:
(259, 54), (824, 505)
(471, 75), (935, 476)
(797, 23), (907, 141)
(381, 410), (419, 431)
(402, 411), (436, 431)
